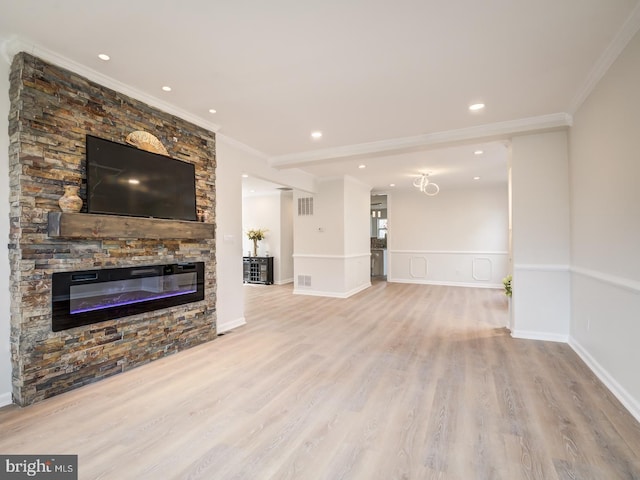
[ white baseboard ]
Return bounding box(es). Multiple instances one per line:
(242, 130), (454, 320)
(569, 337), (640, 423)
(510, 330), (569, 343)
(293, 288), (347, 298)
(0, 391), (12, 408)
(388, 278), (502, 289)
(293, 282), (371, 299)
(275, 278), (293, 285)
(344, 283), (371, 298)
(217, 317), (246, 334)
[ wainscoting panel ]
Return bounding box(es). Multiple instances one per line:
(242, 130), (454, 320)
(472, 257), (492, 281)
(389, 250), (508, 288)
(410, 256), (428, 278)
(293, 253), (371, 298)
(569, 268), (640, 422)
(511, 264), (570, 341)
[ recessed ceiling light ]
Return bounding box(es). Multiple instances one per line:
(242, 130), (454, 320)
(389, 183), (395, 187)
(162, 86), (172, 92)
(128, 178), (139, 185)
(473, 176), (481, 180)
(474, 150), (484, 155)
(358, 164), (366, 169)
(208, 109), (217, 114)
(242, 174), (249, 178)
(98, 53), (110, 61)
(250, 189), (255, 193)
(311, 131), (322, 139)
(469, 103), (485, 111)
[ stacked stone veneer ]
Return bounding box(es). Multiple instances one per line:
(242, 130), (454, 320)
(8, 53), (217, 406)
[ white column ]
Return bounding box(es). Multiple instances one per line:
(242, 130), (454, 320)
(510, 131), (571, 341)
(293, 176), (371, 298)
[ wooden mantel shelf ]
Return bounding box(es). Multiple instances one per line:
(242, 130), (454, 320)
(47, 212), (215, 240)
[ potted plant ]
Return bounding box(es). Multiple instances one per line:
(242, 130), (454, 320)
(502, 274), (512, 297)
(246, 228), (268, 257)
(502, 274), (513, 330)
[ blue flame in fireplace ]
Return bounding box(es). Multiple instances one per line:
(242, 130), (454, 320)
(70, 288), (197, 315)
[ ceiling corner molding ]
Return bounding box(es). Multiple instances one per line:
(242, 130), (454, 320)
(268, 112), (572, 168)
(3, 37), (222, 134)
(0, 35), (19, 65)
(569, 2), (640, 114)
(216, 133), (270, 160)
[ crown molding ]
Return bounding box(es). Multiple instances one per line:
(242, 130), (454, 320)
(0, 35), (15, 65)
(216, 133), (270, 160)
(268, 112), (572, 168)
(569, 2), (640, 113)
(1, 37), (221, 134)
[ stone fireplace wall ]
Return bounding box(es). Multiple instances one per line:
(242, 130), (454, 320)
(8, 53), (217, 406)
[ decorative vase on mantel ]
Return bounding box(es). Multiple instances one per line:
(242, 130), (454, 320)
(58, 185), (83, 213)
(252, 238), (259, 257)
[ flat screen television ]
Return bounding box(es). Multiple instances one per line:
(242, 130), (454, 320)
(86, 135), (197, 221)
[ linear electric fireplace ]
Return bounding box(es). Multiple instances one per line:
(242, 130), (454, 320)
(52, 262), (205, 331)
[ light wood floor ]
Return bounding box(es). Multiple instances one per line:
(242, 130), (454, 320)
(1, 282), (640, 479)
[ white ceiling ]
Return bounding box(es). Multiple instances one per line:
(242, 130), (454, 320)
(1, 0), (639, 194)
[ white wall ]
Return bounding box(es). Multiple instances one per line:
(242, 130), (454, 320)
(0, 51), (12, 406)
(214, 140), (246, 333)
(293, 176), (371, 298)
(388, 185), (509, 288)
(344, 177), (371, 255)
(303, 178), (345, 255)
(343, 177), (371, 292)
(569, 29), (640, 420)
(511, 131), (571, 341)
(242, 191), (294, 284)
(279, 191), (294, 283)
(216, 137), (313, 332)
(242, 193), (281, 258)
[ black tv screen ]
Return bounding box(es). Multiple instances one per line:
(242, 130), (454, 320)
(86, 135), (197, 221)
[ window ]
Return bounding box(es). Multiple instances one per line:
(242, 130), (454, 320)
(377, 218), (388, 239)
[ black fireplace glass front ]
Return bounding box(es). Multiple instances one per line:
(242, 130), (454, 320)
(52, 263), (205, 331)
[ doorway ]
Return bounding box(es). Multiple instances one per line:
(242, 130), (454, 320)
(370, 194), (387, 279)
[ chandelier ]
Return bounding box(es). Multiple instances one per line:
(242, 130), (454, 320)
(413, 173), (439, 196)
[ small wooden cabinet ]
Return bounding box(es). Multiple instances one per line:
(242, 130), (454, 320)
(243, 256), (274, 285)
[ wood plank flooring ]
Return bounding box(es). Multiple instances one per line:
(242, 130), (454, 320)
(1, 281), (639, 479)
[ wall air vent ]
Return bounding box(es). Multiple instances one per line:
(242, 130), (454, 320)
(297, 197), (314, 216)
(297, 275), (311, 287)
